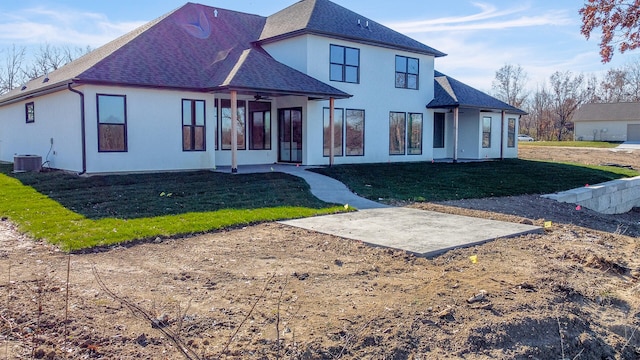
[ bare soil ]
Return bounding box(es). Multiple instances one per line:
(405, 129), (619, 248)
(1, 146), (639, 359)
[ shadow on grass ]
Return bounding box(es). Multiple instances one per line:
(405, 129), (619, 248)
(1, 164), (329, 220)
(310, 159), (637, 202)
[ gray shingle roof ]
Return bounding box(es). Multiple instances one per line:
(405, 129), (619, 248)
(0, 2), (350, 105)
(217, 48), (350, 98)
(427, 71), (527, 115)
(573, 102), (640, 122)
(259, 0), (445, 57)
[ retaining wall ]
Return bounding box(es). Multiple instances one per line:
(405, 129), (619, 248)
(542, 176), (640, 214)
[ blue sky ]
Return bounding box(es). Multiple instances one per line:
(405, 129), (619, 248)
(1, 0), (636, 92)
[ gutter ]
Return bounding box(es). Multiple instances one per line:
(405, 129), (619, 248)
(0, 82), (68, 107)
(67, 83), (87, 175)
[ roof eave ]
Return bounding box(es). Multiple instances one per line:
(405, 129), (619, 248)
(257, 30), (446, 57)
(0, 81), (71, 107)
(213, 85), (352, 100)
(72, 79), (210, 93)
(427, 102), (527, 115)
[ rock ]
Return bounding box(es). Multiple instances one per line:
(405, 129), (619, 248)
(471, 303), (493, 310)
(136, 333), (148, 347)
(152, 314), (169, 328)
(467, 290), (487, 304)
(293, 272), (309, 281)
(33, 348), (46, 359)
(437, 307), (453, 318)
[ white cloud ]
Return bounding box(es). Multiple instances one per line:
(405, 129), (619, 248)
(386, 2), (572, 33)
(0, 6), (145, 48)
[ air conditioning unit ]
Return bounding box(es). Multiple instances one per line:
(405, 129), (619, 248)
(14, 155), (42, 173)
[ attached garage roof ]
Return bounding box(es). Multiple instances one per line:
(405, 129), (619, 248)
(573, 102), (640, 122)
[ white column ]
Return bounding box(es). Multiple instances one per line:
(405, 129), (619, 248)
(453, 107), (459, 163)
(500, 110), (506, 160)
(329, 97), (335, 167)
(231, 90), (238, 173)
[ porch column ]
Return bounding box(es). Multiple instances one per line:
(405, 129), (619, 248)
(453, 107), (459, 163)
(329, 97), (335, 167)
(231, 90), (238, 173)
(500, 110), (505, 160)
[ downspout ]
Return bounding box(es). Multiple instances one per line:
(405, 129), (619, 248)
(500, 110), (505, 160)
(67, 83), (86, 174)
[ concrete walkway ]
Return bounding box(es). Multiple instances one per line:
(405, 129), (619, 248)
(216, 164), (387, 209)
(217, 164), (542, 257)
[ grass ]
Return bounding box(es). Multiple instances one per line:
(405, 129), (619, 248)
(2, 157), (637, 251)
(520, 141), (621, 148)
(310, 159), (638, 203)
(0, 164), (344, 251)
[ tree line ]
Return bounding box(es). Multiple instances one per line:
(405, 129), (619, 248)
(0, 44), (91, 94)
(491, 60), (640, 141)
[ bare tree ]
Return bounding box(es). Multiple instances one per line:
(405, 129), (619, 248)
(580, 0), (640, 63)
(529, 85), (554, 140)
(23, 43), (77, 80)
(598, 68), (628, 102)
(549, 71), (592, 141)
(623, 57), (640, 101)
(0, 45), (27, 94)
(491, 64), (528, 108)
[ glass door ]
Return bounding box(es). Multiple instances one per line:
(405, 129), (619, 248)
(278, 108), (303, 163)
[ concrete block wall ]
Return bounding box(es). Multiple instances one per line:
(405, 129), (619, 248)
(542, 176), (640, 214)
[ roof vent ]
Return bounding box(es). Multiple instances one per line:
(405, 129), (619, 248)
(214, 9), (218, 18)
(357, 19), (361, 27)
(43, 76), (49, 83)
(366, 20), (370, 29)
(21, 85), (27, 91)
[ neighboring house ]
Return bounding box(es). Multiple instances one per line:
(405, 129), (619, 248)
(573, 102), (640, 142)
(0, 0), (525, 174)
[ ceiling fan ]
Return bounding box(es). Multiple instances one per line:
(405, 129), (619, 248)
(254, 93), (272, 101)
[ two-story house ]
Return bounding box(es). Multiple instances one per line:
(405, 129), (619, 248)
(0, 0), (525, 174)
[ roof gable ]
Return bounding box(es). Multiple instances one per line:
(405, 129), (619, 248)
(217, 48), (349, 98)
(259, 0), (445, 57)
(0, 2), (352, 104)
(428, 71), (526, 115)
(573, 102), (640, 122)
(78, 3), (267, 89)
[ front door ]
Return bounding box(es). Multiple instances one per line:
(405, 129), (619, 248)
(278, 108), (303, 163)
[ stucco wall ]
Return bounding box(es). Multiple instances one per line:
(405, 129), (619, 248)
(265, 34), (437, 165)
(80, 85), (217, 174)
(457, 110), (480, 159)
(0, 90), (83, 172)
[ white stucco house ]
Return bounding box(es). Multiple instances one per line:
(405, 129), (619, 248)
(0, 0), (525, 174)
(573, 102), (640, 142)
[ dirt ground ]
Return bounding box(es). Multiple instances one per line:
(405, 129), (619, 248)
(1, 146), (639, 359)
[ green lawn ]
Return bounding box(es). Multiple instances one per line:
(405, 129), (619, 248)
(310, 159), (638, 202)
(519, 141), (621, 148)
(0, 164), (343, 251)
(2, 158), (636, 251)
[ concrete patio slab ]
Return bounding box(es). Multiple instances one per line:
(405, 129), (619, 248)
(280, 207), (542, 258)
